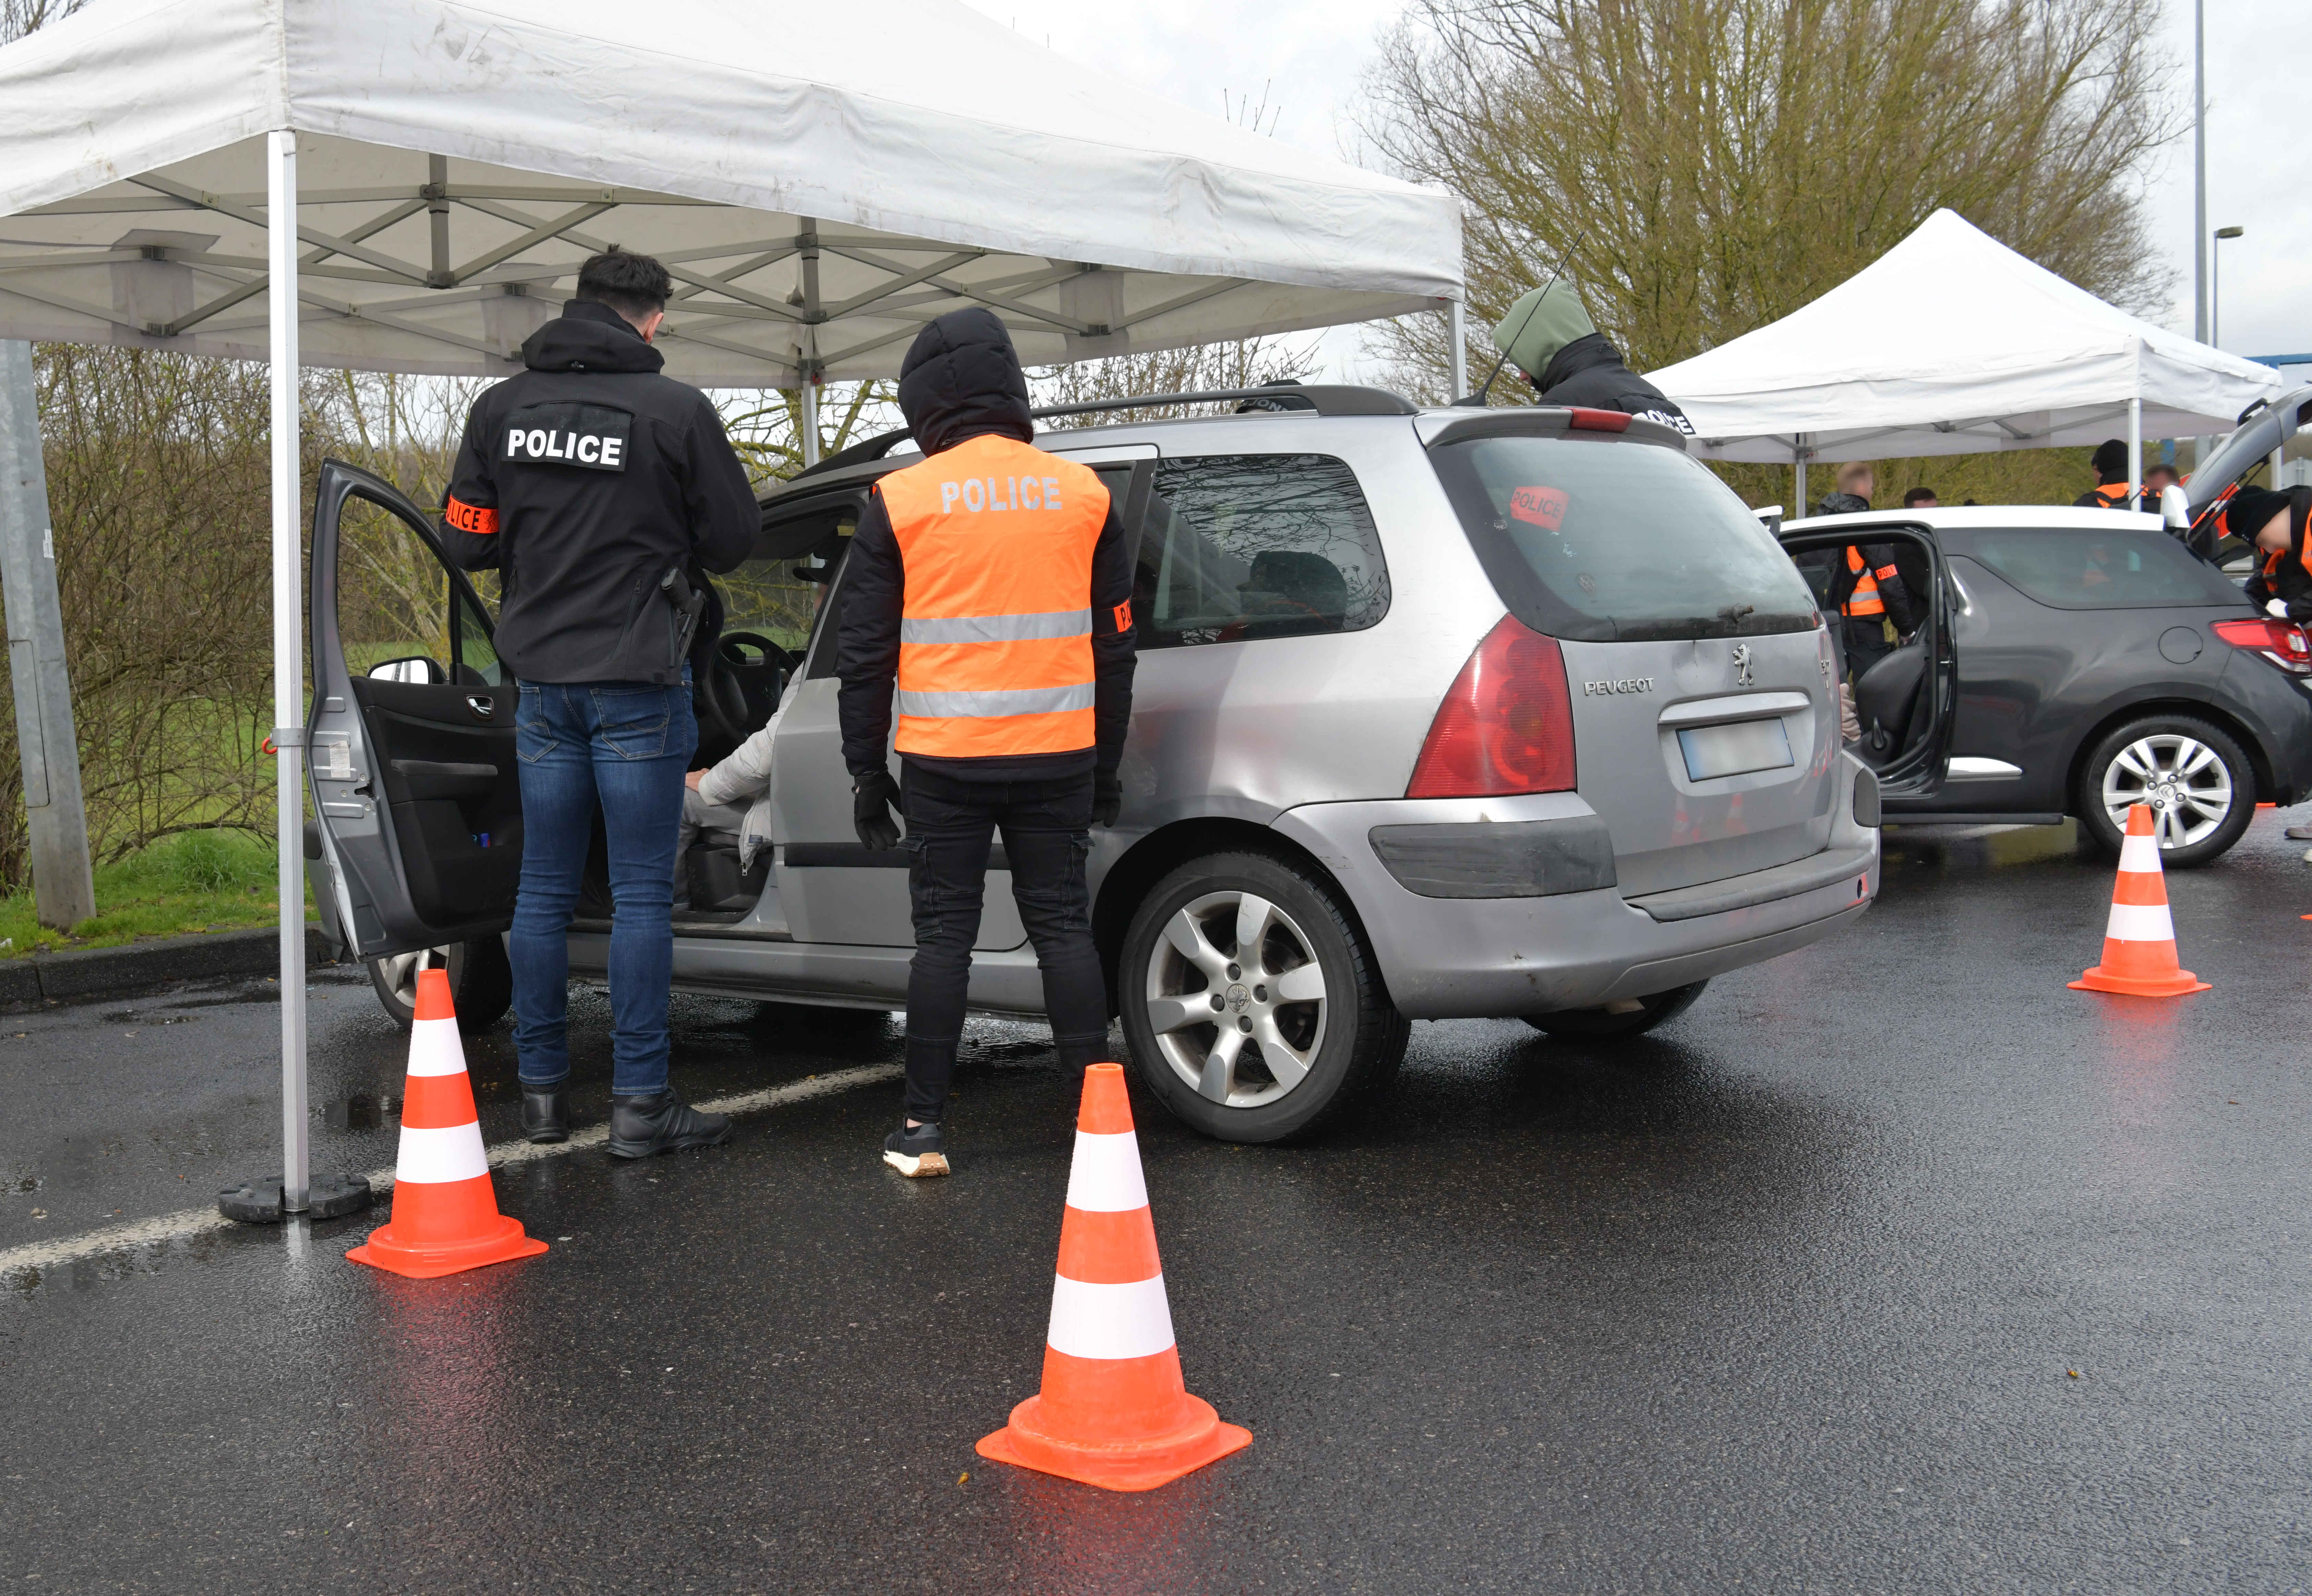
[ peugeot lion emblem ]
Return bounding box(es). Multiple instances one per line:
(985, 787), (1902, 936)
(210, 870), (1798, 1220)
(1732, 643), (1754, 688)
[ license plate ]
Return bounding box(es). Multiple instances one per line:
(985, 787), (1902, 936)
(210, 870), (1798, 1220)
(1676, 718), (1793, 781)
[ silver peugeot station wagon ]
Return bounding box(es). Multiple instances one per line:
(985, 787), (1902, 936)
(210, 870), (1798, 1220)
(304, 385), (1880, 1143)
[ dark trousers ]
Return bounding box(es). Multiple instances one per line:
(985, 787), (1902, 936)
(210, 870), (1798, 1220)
(1841, 617), (1893, 681)
(900, 761), (1108, 1122)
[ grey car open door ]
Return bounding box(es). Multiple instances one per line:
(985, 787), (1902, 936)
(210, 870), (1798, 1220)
(306, 459), (522, 959)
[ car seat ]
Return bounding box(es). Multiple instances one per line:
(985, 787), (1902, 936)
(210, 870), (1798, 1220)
(1226, 550), (1349, 641)
(1853, 638), (1926, 764)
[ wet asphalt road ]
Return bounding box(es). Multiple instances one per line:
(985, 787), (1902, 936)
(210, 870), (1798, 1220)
(5, 814), (2312, 1594)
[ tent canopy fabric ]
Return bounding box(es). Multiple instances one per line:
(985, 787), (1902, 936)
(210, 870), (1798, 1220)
(0, 0), (1462, 385)
(1650, 210), (2279, 464)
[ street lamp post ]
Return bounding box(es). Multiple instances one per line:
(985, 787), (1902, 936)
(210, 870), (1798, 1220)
(2213, 225), (2244, 348)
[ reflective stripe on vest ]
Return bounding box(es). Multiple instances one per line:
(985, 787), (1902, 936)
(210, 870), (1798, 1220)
(1841, 546), (1885, 618)
(879, 434), (1109, 760)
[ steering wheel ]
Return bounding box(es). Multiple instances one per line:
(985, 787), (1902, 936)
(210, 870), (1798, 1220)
(695, 648), (755, 753)
(716, 631), (795, 726)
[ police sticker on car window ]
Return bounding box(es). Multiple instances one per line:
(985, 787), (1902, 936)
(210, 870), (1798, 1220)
(502, 403), (633, 472)
(1508, 485), (1568, 530)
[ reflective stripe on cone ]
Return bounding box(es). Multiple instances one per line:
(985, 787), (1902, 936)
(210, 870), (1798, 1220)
(347, 967), (548, 1280)
(2071, 804), (2210, 998)
(975, 1063), (1251, 1491)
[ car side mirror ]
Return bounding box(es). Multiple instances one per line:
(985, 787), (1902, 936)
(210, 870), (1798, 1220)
(1754, 504), (1784, 537)
(369, 656), (446, 685)
(2160, 482), (2191, 531)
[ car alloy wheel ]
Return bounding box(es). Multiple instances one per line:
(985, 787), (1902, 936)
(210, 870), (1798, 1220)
(2099, 732), (2234, 849)
(1144, 889), (1329, 1109)
(365, 935), (513, 1031)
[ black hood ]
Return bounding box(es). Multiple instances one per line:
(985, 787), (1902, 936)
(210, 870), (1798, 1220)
(522, 299), (666, 375)
(897, 308), (1034, 456)
(1534, 331), (1631, 393)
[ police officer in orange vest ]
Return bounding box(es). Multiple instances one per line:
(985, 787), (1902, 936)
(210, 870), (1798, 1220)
(2074, 439), (2137, 510)
(837, 309), (1137, 1177)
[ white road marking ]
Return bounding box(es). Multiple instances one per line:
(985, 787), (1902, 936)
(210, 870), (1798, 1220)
(0, 1062), (901, 1280)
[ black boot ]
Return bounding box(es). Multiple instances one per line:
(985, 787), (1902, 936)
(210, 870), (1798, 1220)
(520, 1084), (569, 1145)
(607, 1091), (732, 1159)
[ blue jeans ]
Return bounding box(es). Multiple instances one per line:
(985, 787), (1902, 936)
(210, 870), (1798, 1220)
(509, 674), (696, 1097)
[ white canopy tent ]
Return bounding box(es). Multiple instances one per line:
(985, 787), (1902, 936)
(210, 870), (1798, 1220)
(1650, 209), (2280, 505)
(0, 0), (1462, 1215)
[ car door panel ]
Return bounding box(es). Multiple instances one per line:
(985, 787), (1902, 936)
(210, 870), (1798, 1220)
(308, 459), (520, 957)
(1777, 524), (1957, 796)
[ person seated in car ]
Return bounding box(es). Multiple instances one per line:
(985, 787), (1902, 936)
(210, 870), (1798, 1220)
(682, 711), (778, 875)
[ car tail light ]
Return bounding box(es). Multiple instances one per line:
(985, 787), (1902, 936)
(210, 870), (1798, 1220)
(2212, 617), (2312, 675)
(1568, 408), (1630, 432)
(1407, 615), (1577, 797)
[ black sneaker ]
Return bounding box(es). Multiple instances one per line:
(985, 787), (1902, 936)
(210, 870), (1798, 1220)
(606, 1091), (732, 1159)
(520, 1084), (570, 1145)
(882, 1121), (949, 1178)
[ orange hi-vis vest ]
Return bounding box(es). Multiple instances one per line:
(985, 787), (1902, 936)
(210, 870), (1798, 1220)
(878, 433), (1110, 760)
(2092, 482), (2133, 510)
(1841, 546), (1890, 619)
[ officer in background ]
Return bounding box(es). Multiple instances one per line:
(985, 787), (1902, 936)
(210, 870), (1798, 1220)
(837, 308), (1137, 1178)
(2075, 439), (2135, 509)
(1814, 462), (1919, 679)
(440, 248), (758, 1157)
(1491, 283), (1695, 434)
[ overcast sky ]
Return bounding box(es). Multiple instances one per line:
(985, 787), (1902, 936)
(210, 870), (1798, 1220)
(961, 0), (2311, 378)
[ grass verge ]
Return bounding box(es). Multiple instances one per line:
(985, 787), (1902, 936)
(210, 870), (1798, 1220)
(0, 829), (314, 958)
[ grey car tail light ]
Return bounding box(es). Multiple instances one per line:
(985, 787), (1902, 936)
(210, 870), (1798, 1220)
(1406, 615), (1577, 798)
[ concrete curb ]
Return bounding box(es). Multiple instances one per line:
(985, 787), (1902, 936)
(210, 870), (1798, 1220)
(0, 925), (338, 1006)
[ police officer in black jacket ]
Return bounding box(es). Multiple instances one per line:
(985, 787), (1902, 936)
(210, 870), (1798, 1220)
(439, 249), (758, 1157)
(1490, 282), (1695, 434)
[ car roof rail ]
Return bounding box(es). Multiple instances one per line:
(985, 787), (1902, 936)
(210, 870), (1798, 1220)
(784, 383), (1419, 484)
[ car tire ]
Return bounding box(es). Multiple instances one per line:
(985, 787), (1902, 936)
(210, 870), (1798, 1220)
(2075, 715), (2256, 868)
(366, 935), (514, 1032)
(1118, 850), (1408, 1145)
(1522, 980), (1709, 1040)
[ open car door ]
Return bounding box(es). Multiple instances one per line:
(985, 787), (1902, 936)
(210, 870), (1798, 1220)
(306, 459), (521, 962)
(1778, 523), (1957, 795)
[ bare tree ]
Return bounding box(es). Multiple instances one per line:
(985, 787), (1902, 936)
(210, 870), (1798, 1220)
(720, 381), (903, 484)
(1359, 0), (2178, 394)
(1, 0), (83, 41)
(1030, 336), (1320, 427)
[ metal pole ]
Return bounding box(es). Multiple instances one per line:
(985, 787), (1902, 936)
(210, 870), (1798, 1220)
(799, 218), (822, 470)
(0, 341), (96, 931)
(2211, 233), (2221, 348)
(1447, 299), (1468, 400)
(268, 129), (310, 1215)
(2192, 0), (2206, 469)
(2128, 394), (2143, 506)
(1794, 438), (1807, 516)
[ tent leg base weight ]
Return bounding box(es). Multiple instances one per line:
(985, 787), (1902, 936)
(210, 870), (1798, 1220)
(218, 1174), (374, 1224)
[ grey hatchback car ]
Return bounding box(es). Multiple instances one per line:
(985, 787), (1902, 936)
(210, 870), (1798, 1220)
(305, 387), (1881, 1143)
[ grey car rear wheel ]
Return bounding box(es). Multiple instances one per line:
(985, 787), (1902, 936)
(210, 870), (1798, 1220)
(1119, 851), (1407, 1144)
(2076, 715), (2255, 867)
(366, 935), (513, 1032)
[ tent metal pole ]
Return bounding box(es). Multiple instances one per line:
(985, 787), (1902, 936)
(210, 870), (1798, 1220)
(268, 129), (310, 1215)
(800, 220), (821, 469)
(1447, 299), (1467, 399)
(1794, 437), (1807, 514)
(2128, 396), (2142, 505)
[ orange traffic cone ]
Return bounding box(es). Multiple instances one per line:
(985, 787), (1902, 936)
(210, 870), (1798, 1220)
(2070, 804), (2210, 998)
(976, 1063), (1251, 1492)
(348, 968), (547, 1279)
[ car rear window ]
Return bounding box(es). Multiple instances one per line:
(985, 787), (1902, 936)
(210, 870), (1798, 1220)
(1429, 434), (1819, 642)
(1964, 528), (2248, 610)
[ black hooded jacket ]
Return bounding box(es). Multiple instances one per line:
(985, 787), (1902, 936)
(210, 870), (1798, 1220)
(836, 308), (1136, 785)
(1531, 333), (1695, 435)
(2241, 487), (2312, 623)
(440, 300), (758, 685)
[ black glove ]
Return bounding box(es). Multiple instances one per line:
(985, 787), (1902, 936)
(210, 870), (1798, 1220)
(1092, 772), (1122, 828)
(852, 770), (900, 851)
